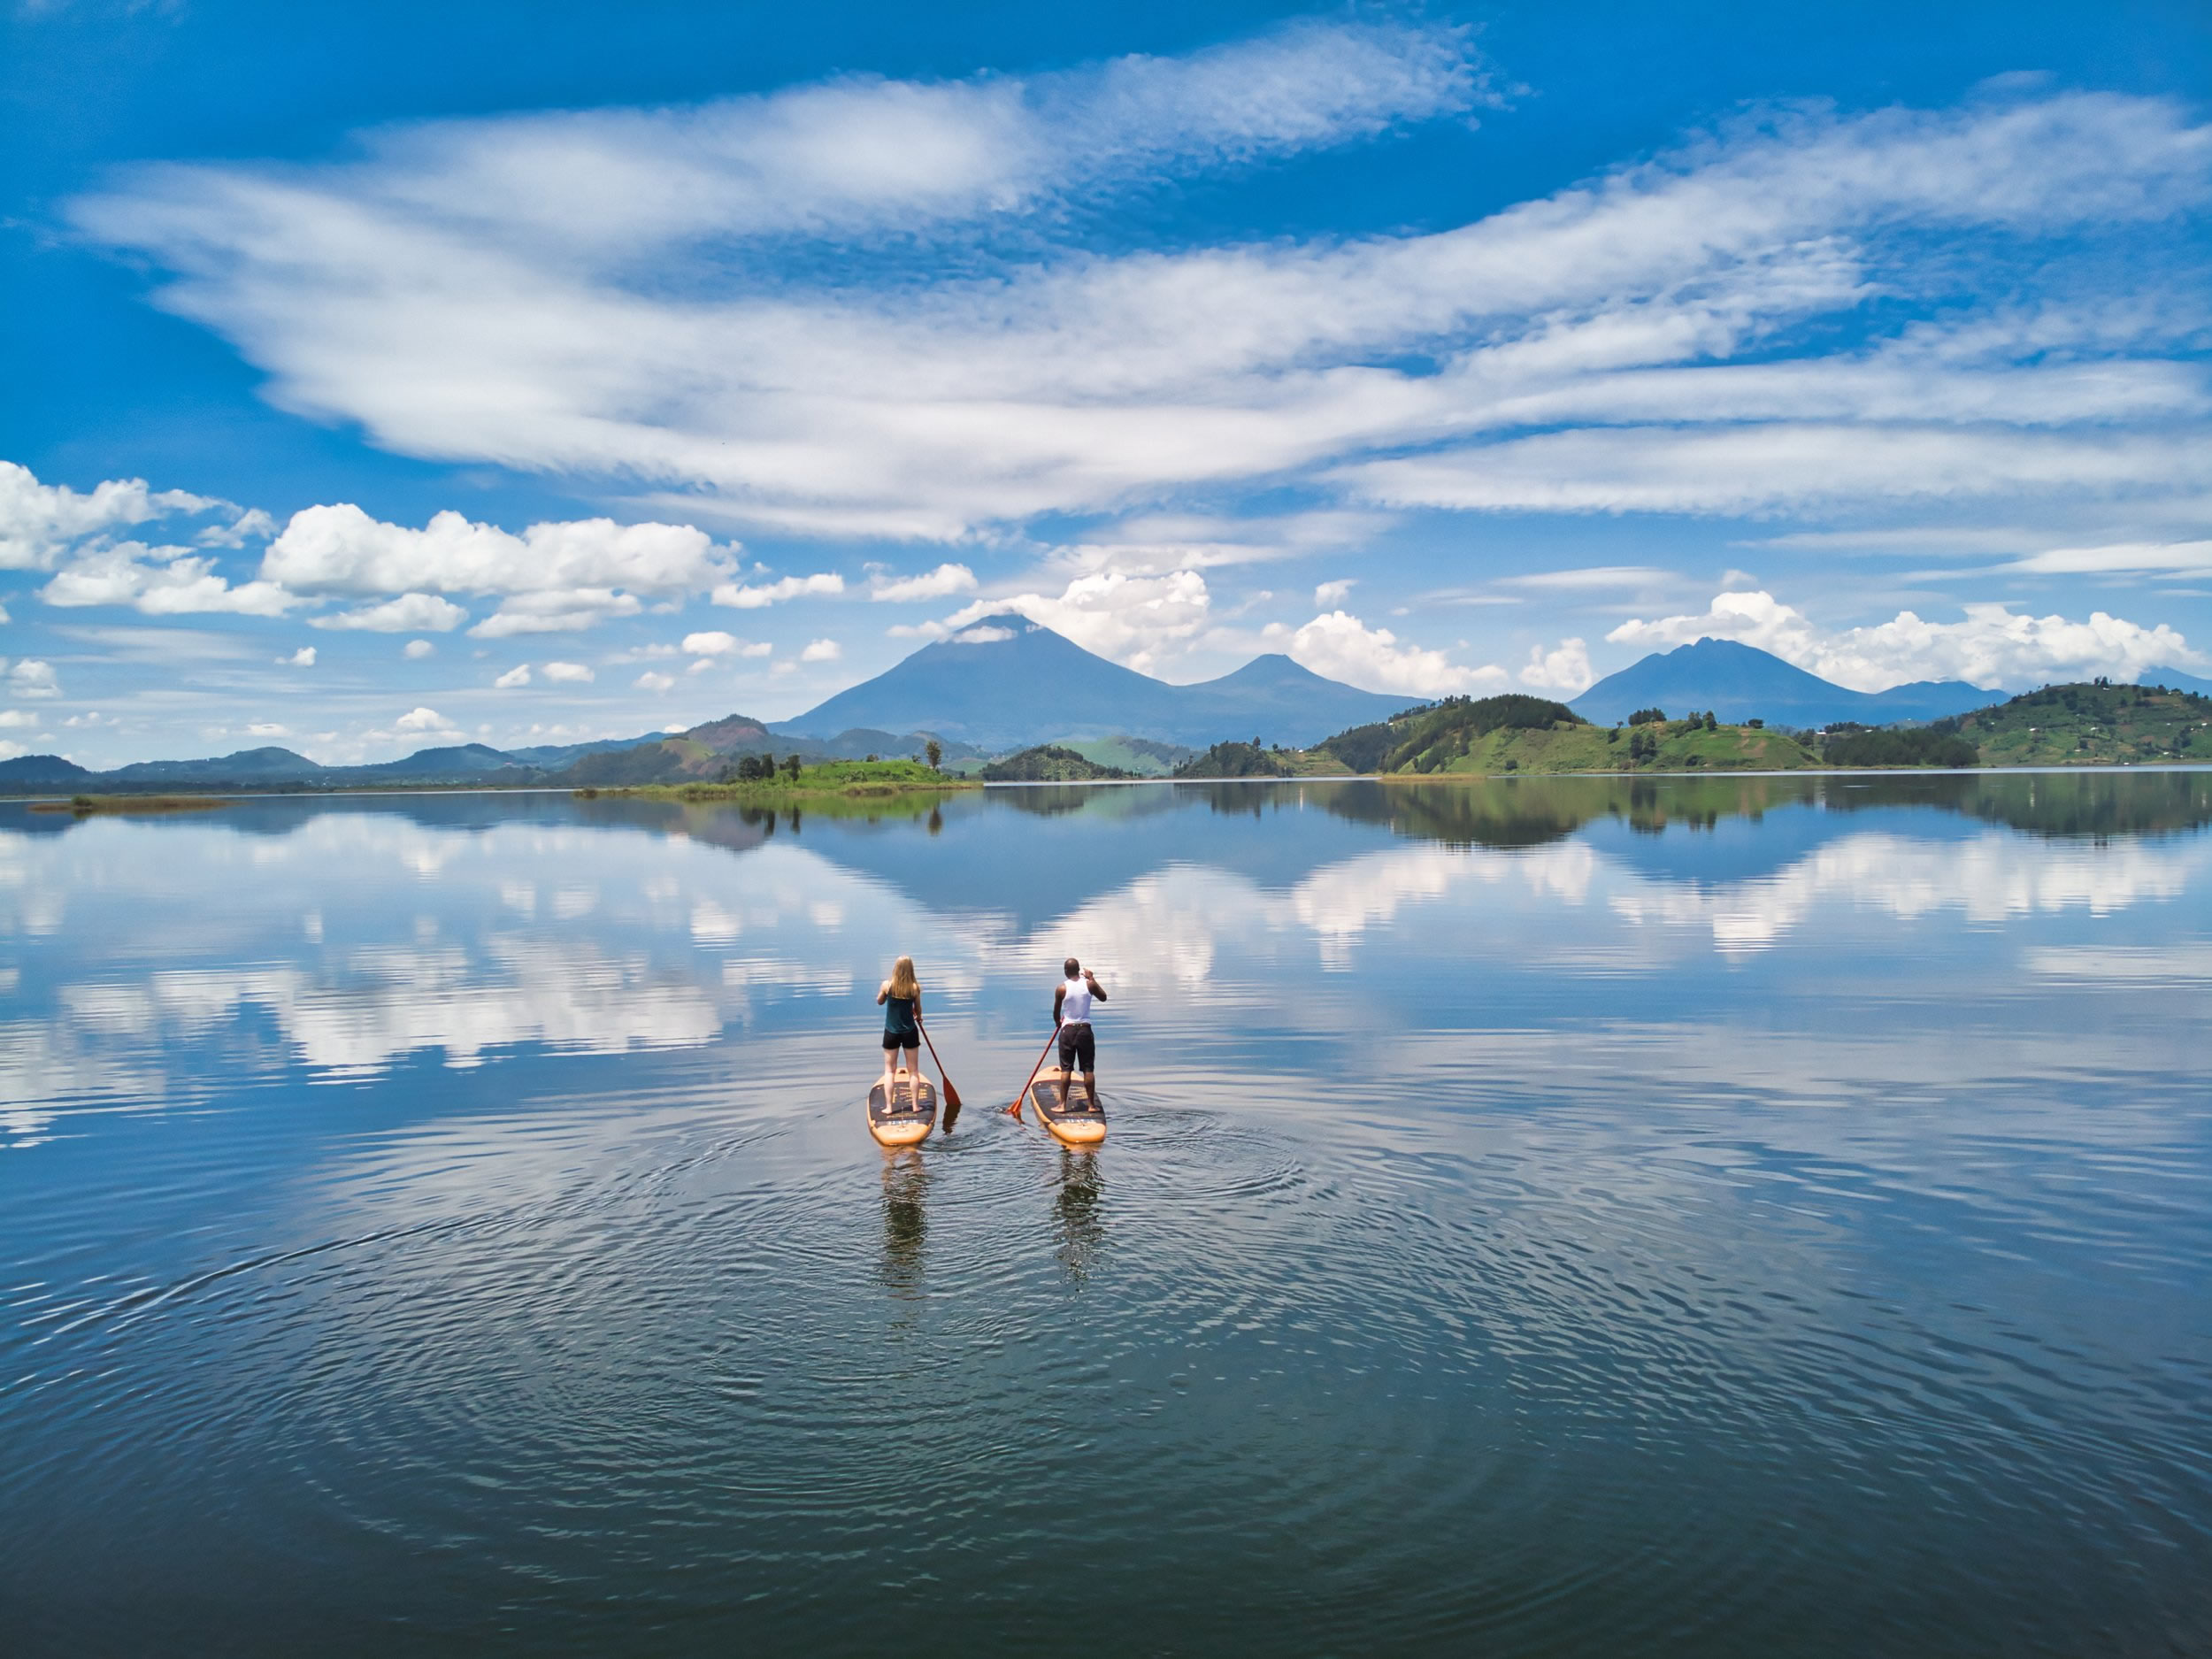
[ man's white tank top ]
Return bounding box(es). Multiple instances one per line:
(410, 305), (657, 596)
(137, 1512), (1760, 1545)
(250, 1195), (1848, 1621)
(1059, 978), (1093, 1025)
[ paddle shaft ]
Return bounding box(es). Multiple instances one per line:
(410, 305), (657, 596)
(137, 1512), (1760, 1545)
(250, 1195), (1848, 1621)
(1009, 1025), (1064, 1120)
(916, 1018), (962, 1123)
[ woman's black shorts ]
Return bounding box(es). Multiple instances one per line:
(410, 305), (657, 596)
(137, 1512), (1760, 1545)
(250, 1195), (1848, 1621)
(1057, 1021), (1094, 1071)
(883, 1029), (918, 1051)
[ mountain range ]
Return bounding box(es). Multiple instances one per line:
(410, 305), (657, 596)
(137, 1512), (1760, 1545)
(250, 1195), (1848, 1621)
(12, 620), (2193, 793)
(1570, 639), (2001, 728)
(774, 615), (1409, 750)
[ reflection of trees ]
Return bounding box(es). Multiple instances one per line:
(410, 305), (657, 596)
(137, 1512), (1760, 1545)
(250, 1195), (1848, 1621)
(1311, 772), (2212, 849)
(1317, 776), (1822, 848)
(1820, 771), (2212, 839)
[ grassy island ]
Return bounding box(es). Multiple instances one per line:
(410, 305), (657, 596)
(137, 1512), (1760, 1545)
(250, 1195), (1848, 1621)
(28, 794), (232, 816)
(575, 757), (979, 803)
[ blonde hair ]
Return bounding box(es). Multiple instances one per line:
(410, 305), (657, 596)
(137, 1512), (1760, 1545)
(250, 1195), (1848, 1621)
(888, 956), (919, 999)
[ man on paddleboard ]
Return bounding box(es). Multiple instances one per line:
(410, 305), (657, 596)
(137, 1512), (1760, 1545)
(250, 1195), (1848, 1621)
(1052, 957), (1108, 1108)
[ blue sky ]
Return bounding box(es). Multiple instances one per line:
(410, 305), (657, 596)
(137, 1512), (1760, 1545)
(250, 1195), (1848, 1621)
(4, 0), (2208, 765)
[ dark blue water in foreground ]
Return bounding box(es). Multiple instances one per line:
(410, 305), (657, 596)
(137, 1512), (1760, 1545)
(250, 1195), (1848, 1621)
(3, 773), (2209, 1655)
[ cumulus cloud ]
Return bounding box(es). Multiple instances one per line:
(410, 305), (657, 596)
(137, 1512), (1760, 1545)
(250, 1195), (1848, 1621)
(395, 706), (454, 733)
(1607, 589), (2202, 690)
(870, 563), (977, 602)
(681, 630), (772, 657)
(541, 661), (595, 682)
(8, 660), (62, 699)
(1266, 611), (1504, 697)
(1519, 637), (1594, 692)
(265, 503), (727, 597)
(942, 569), (1212, 672)
(799, 638), (842, 663)
(41, 541), (298, 616)
(494, 664), (531, 688)
(0, 459), (217, 571)
(634, 671), (676, 691)
(310, 592), (469, 632)
(280, 646), (317, 666)
(1315, 579), (1356, 607)
(403, 638), (434, 658)
(68, 63), (2212, 539)
(711, 572), (844, 609)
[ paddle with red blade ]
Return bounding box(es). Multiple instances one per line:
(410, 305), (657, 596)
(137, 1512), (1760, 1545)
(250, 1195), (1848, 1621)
(917, 1017), (962, 1132)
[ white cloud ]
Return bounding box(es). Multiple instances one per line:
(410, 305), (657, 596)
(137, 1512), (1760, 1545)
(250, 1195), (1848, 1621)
(265, 503), (729, 599)
(0, 460), (217, 571)
(280, 645), (317, 667)
(634, 671), (676, 691)
(1607, 589), (2202, 690)
(494, 664), (532, 688)
(2004, 538), (2212, 575)
(1266, 611), (1504, 697)
(711, 572), (844, 609)
(311, 592), (468, 633)
(41, 541), (298, 616)
(870, 562), (976, 602)
(8, 660), (61, 699)
(799, 638), (841, 663)
(68, 73), (2212, 539)
(196, 506), (277, 548)
(1315, 579), (1355, 607)
(471, 589), (644, 637)
(403, 638), (435, 658)
(680, 630), (772, 657)
(395, 706), (454, 733)
(541, 661), (595, 682)
(951, 625), (1011, 644)
(0, 709), (42, 728)
(944, 569), (1211, 673)
(1519, 637), (1594, 692)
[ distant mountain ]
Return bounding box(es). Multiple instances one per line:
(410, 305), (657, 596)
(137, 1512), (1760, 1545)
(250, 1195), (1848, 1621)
(1571, 639), (2000, 728)
(2139, 664), (2212, 696)
(0, 754), (96, 787)
(109, 746), (326, 782)
(777, 616), (1407, 750)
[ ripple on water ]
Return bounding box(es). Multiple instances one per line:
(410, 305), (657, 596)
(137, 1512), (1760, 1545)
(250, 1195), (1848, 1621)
(4, 1038), (2209, 1653)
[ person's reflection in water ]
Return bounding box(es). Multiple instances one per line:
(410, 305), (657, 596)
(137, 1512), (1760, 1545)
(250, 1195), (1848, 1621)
(927, 805), (943, 836)
(879, 1150), (929, 1300)
(1055, 1148), (1104, 1286)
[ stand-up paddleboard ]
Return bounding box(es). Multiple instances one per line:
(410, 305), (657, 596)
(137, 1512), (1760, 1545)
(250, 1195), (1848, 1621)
(1027, 1068), (1106, 1146)
(867, 1067), (938, 1147)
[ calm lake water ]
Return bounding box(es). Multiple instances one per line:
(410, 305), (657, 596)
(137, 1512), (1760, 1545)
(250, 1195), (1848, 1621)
(3, 773), (2209, 1655)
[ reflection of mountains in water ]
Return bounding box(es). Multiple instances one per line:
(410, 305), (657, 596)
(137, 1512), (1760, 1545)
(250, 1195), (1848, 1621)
(1314, 772), (2212, 848)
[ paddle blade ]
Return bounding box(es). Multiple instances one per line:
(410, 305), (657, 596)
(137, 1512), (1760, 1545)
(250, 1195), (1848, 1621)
(941, 1080), (961, 1133)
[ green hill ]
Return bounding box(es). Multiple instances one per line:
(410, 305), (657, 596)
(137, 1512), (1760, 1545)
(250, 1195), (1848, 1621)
(1951, 680), (2212, 765)
(1311, 697), (1817, 775)
(979, 745), (1135, 782)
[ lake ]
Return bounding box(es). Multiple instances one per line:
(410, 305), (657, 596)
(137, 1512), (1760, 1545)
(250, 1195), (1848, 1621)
(3, 772), (2208, 1655)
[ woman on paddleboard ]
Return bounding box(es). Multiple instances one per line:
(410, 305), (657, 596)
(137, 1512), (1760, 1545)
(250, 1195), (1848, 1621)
(877, 956), (924, 1093)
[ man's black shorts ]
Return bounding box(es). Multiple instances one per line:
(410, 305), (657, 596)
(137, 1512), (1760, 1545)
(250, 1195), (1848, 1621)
(1057, 1020), (1094, 1072)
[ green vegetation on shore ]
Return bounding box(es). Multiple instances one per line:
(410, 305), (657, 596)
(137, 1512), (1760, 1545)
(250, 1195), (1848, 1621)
(1949, 680), (2211, 766)
(980, 745), (1136, 782)
(28, 794), (230, 816)
(576, 758), (978, 803)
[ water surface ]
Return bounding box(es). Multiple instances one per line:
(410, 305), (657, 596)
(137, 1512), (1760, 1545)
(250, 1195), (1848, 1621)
(3, 774), (2208, 1654)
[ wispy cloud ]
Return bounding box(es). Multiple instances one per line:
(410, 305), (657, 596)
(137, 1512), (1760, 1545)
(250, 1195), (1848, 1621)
(71, 68), (2211, 540)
